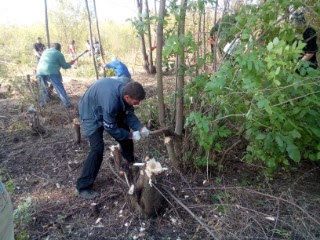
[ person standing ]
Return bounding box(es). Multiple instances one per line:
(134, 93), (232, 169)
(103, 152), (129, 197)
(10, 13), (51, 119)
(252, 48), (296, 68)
(68, 40), (76, 61)
(104, 58), (131, 79)
(0, 181), (14, 240)
(33, 37), (46, 63)
(36, 43), (75, 108)
(76, 77), (150, 199)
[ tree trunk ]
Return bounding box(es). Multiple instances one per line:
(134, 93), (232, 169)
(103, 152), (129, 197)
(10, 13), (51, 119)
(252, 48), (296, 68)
(212, 0), (218, 70)
(145, 0), (155, 74)
(203, 7), (207, 72)
(175, 0), (187, 136)
(196, 8), (202, 76)
(137, 0), (150, 73)
(85, 0), (99, 80)
(156, 0), (177, 165)
(93, 0), (106, 77)
(44, 0), (50, 48)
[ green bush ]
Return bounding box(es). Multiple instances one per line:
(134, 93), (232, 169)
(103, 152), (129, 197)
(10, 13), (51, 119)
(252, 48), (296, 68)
(186, 0), (320, 171)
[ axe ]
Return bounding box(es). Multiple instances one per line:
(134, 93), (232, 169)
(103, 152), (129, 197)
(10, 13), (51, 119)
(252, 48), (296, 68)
(73, 49), (89, 61)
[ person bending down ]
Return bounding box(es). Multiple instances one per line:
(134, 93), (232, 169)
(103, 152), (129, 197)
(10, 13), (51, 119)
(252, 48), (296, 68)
(36, 43), (75, 108)
(76, 77), (150, 199)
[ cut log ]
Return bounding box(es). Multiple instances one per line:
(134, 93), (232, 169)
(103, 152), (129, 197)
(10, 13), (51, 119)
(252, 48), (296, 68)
(109, 146), (168, 218)
(26, 105), (45, 135)
(134, 159), (167, 218)
(73, 118), (81, 144)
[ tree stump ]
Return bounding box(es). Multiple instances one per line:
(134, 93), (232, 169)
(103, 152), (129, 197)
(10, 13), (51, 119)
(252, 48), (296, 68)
(109, 146), (167, 218)
(26, 105), (45, 135)
(73, 118), (81, 144)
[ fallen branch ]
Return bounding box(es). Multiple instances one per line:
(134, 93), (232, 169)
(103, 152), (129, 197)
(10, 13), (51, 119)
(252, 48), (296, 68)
(164, 188), (220, 240)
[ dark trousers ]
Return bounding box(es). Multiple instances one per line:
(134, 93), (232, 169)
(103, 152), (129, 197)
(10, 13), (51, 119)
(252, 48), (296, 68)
(76, 125), (134, 191)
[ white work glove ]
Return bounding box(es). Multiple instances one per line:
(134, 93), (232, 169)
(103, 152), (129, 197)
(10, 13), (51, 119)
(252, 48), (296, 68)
(131, 131), (141, 141)
(140, 126), (150, 138)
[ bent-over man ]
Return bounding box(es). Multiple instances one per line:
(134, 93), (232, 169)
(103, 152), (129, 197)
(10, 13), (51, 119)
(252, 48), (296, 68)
(76, 77), (150, 199)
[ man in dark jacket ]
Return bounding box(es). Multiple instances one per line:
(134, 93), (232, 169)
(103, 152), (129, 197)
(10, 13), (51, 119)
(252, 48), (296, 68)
(292, 11), (318, 69)
(76, 77), (150, 199)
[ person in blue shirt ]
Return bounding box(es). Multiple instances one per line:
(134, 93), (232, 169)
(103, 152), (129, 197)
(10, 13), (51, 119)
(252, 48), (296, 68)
(0, 181), (14, 240)
(104, 58), (131, 79)
(76, 77), (150, 199)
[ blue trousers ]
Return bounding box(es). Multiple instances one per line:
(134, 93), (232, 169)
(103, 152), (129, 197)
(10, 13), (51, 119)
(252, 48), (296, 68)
(38, 73), (71, 107)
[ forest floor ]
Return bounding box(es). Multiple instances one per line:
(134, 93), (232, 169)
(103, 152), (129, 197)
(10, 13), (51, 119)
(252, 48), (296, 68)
(1, 71), (320, 240)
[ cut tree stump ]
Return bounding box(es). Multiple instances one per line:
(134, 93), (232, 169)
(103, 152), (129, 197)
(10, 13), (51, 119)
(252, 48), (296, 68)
(109, 145), (167, 218)
(26, 105), (45, 135)
(73, 118), (81, 144)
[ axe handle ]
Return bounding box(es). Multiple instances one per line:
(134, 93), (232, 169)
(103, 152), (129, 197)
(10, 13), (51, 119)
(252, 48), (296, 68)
(149, 127), (171, 136)
(73, 50), (89, 61)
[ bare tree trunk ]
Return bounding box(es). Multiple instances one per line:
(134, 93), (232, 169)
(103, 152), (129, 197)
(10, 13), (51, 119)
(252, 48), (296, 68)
(203, 7), (207, 72)
(93, 0), (106, 77)
(145, 0), (155, 74)
(175, 0), (187, 136)
(85, 0), (99, 80)
(137, 0), (150, 73)
(156, 0), (177, 165)
(196, 8), (202, 76)
(154, 0), (157, 15)
(44, 0), (50, 48)
(93, 0), (105, 63)
(212, 0), (218, 70)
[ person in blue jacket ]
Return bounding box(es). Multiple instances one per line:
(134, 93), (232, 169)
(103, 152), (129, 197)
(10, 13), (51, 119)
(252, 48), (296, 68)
(76, 77), (150, 199)
(104, 58), (131, 79)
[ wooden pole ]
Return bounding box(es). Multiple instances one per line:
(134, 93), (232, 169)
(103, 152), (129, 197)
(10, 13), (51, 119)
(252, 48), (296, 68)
(145, 0), (155, 74)
(44, 0), (50, 48)
(85, 0), (99, 80)
(137, 0), (150, 73)
(93, 0), (105, 63)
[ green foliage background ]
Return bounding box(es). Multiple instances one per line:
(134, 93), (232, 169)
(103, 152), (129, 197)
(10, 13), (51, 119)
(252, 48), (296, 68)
(186, 0), (320, 171)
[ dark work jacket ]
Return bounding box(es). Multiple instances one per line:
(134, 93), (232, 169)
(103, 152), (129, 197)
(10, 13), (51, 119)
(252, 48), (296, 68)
(303, 27), (318, 68)
(78, 77), (142, 140)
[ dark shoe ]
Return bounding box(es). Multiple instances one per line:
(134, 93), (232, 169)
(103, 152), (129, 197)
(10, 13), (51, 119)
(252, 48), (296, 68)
(77, 189), (99, 199)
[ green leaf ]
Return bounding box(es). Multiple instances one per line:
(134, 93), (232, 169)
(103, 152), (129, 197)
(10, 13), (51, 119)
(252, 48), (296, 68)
(256, 133), (266, 140)
(286, 142), (300, 162)
(267, 42), (273, 51)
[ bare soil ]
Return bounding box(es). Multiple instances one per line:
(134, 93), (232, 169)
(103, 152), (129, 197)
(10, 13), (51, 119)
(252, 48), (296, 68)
(1, 72), (320, 240)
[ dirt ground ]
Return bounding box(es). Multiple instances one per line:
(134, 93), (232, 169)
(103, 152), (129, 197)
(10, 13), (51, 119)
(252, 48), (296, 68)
(1, 72), (320, 240)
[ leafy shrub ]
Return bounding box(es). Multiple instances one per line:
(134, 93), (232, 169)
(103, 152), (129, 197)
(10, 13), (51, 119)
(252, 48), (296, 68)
(186, 0), (320, 171)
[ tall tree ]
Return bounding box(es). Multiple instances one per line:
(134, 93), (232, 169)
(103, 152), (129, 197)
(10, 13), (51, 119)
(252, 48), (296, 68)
(175, 0), (188, 136)
(44, 0), (50, 48)
(156, 0), (177, 164)
(85, 0), (99, 79)
(93, 0), (105, 63)
(145, 0), (155, 74)
(93, 0), (106, 77)
(137, 0), (150, 73)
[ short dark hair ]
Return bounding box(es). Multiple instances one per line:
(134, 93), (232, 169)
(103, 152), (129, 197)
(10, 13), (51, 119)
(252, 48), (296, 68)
(123, 82), (146, 100)
(53, 43), (61, 51)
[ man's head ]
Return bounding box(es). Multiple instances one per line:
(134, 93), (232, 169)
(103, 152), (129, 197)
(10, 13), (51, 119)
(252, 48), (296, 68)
(53, 43), (61, 52)
(37, 37), (42, 43)
(123, 82), (146, 106)
(291, 10), (306, 30)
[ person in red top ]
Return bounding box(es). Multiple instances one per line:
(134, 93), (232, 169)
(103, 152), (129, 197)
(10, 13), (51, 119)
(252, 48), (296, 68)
(68, 40), (76, 61)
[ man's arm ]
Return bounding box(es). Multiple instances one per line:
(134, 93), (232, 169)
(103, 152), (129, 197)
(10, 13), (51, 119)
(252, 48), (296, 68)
(125, 106), (142, 131)
(57, 52), (73, 69)
(302, 53), (315, 61)
(103, 112), (132, 140)
(33, 44), (41, 58)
